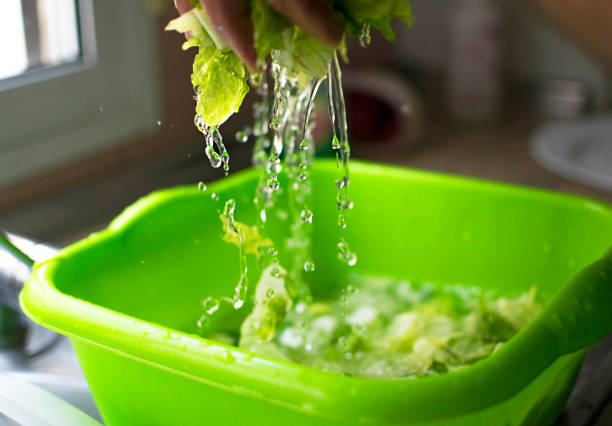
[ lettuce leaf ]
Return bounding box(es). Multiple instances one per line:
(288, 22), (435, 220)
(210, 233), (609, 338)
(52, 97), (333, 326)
(337, 0), (414, 41)
(252, 0), (334, 78)
(219, 207), (273, 255)
(247, 277), (542, 379)
(166, 0), (413, 127)
(166, 10), (249, 128)
(239, 265), (293, 344)
(165, 11), (213, 50)
(271, 28), (335, 78)
(192, 47), (250, 127)
(251, 0), (291, 62)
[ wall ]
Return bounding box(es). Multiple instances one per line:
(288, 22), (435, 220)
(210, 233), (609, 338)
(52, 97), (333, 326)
(391, 0), (610, 107)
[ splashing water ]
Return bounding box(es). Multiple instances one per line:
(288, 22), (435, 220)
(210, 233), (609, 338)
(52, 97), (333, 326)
(223, 199), (249, 308)
(197, 53), (357, 335)
(359, 23), (372, 48)
(194, 116), (230, 175)
(327, 52), (357, 266)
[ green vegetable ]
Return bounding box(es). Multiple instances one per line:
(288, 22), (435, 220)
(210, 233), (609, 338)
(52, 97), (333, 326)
(166, 0), (413, 128)
(337, 0), (414, 40)
(237, 276), (542, 379)
(239, 265), (293, 349)
(252, 0), (333, 78)
(192, 48), (250, 129)
(166, 9), (248, 128)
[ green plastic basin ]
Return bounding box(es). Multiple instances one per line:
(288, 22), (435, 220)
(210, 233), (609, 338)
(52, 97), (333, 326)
(20, 160), (612, 425)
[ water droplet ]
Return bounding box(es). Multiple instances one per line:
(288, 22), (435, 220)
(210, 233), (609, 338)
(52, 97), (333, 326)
(359, 23), (371, 48)
(338, 240), (358, 266)
(267, 178), (280, 191)
(268, 248), (279, 257)
(211, 193), (219, 201)
(198, 182), (207, 191)
(337, 199), (354, 210)
(98, 106), (104, 112)
(299, 139), (309, 151)
(301, 208), (313, 223)
(205, 145), (222, 168)
(202, 297), (220, 315)
(233, 299), (244, 309)
(267, 160), (282, 175)
(331, 135), (341, 150)
(156, 120), (162, 126)
(271, 267), (281, 277)
(266, 288), (275, 298)
(304, 261), (315, 272)
(337, 214), (347, 229)
(196, 316), (205, 329)
(235, 130), (249, 143)
(249, 72), (263, 87)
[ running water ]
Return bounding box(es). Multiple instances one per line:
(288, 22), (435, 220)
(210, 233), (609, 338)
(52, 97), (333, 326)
(197, 198), (249, 331)
(283, 77), (323, 301)
(223, 199), (249, 308)
(194, 115), (230, 176)
(359, 23), (372, 48)
(197, 52), (357, 334)
(327, 52), (357, 266)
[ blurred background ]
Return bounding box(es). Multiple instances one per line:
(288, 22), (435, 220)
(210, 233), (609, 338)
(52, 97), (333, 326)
(1, 0), (611, 246)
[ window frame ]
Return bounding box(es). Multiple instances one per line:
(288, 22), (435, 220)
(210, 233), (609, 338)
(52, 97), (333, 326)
(0, 0), (161, 186)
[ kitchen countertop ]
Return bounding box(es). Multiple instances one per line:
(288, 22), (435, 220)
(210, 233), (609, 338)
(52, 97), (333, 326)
(353, 111), (612, 204)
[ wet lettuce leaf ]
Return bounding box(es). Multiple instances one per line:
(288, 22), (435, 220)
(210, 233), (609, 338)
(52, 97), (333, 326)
(166, 0), (412, 127)
(192, 47), (250, 128)
(252, 0), (333, 78)
(166, 10), (249, 127)
(236, 277), (543, 379)
(219, 209), (272, 255)
(337, 0), (414, 40)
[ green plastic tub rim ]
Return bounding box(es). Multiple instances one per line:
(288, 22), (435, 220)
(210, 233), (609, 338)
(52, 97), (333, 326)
(20, 160), (612, 424)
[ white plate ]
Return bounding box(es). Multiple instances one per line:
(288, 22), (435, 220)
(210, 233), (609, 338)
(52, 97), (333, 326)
(531, 116), (612, 191)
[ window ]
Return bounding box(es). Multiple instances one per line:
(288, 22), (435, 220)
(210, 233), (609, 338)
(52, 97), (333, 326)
(0, 0), (161, 186)
(0, 0), (81, 83)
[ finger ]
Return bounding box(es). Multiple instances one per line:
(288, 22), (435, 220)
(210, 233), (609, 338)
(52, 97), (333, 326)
(200, 0), (258, 71)
(266, 0), (343, 46)
(174, 0), (194, 15)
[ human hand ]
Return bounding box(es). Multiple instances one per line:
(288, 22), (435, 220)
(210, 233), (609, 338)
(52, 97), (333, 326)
(174, 0), (343, 71)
